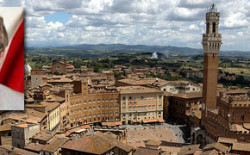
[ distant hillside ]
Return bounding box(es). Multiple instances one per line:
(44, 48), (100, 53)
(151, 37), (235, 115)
(27, 44), (250, 58)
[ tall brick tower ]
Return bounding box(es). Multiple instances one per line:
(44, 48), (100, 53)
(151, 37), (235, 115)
(202, 4), (222, 118)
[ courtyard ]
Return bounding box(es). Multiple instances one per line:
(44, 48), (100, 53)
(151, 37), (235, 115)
(124, 123), (186, 154)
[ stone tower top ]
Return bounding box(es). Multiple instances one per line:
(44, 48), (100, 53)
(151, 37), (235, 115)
(209, 4), (217, 12)
(202, 4), (222, 54)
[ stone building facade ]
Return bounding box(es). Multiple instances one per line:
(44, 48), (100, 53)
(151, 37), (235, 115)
(66, 81), (120, 128)
(117, 86), (164, 124)
(30, 69), (45, 88)
(159, 81), (201, 94)
(11, 123), (40, 149)
(168, 92), (202, 123)
(25, 102), (60, 131)
(43, 60), (75, 75)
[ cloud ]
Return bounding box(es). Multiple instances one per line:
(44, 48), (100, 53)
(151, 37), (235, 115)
(178, 0), (213, 9)
(166, 7), (204, 21)
(0, 0), (250, 51)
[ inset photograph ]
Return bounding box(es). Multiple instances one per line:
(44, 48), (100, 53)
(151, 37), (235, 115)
(0, 7), (24, 110)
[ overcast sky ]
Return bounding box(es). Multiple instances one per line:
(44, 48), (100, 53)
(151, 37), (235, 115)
(1, 0), (250, 51)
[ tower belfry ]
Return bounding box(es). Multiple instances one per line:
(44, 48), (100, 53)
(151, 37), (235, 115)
(202, 4), (222, 116)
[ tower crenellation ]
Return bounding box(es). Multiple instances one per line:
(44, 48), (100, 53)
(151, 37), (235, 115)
(202, 4), (222, 54)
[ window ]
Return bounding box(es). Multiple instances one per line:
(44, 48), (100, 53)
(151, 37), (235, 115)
(241, 115), (245, 121)
(213, 22), (216, 33)
(129, 96), (132, 100)
(206, 23), (209, 33)
(122, 96), (126, 100)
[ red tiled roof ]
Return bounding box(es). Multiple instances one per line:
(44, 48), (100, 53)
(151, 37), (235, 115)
(157, 118), (165, 123)
(142, 119), (159, 123)
(101, 121), (122, 127)
(66, 125), (90, 136)
(141, 118), (164, 123)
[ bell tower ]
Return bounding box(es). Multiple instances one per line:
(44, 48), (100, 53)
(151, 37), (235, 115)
(202, 4), (222, 117)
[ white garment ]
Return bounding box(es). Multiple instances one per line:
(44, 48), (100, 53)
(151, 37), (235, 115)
(0, 84), (24, 110)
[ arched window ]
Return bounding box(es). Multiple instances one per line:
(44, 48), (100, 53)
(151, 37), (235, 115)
(213, 22), (216, 33)
(206, 23), (209, 33)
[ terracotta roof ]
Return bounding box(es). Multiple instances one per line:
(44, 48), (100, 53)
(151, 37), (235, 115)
(42, 137), (69, 153)
(15, 123), (30, 127)
(41, 101), (60, 112)
(26, 102), (60, 113)
(39, 83), (53, 88)
(200, 149), (220, 155)
(142, 119), (159, 123)
(217, 137), (237, 144)
(32, 131), (55, 142)
(134, 147), (164, 155)
(25, 98), (34, 102)
(232, 142), (250, 152)
(25, 104), (45, 108)
(0, 124), (11, 132)
(65, 124), (90, 136)
(220, 87), (248, 94)
(101, 121), (122, 127)
(0, 145), (37, 155)
(145, 140), (161, 146)
(26, 108), (47, 119)
(47, 78), (72, 83)
(5, 109), (46, 124)
(230, 124), (249, 133)
(203, 142), (230, 153)
(118, 78), (167, 86)
(157, 118), (165, 123)
(243, 123), (250, 130)
(178, 144), (200, 155)
(117, 86), (163, 94)
(173, 92), (202, 99)
(62, 132), (132, 154)
(25, 142), (46, 152)
(45, 94), (65, 102)
(102, 70), (113, 74)
(62, 135), (115, 154)
(159, 80), (194, 86)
